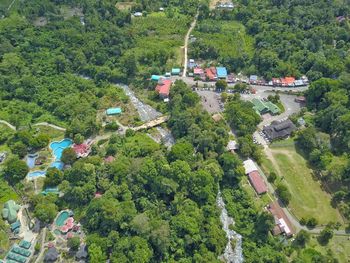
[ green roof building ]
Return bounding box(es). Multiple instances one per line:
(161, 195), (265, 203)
(265, 101), (280, 115)
(252, 98), (268, 114)
(2, 200), (20, 224)
(171, 68), (181, 75)
(252, 98), (280, 116)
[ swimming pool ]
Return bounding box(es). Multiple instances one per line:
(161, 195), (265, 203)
(55, 211), (69, 227)
(26, 153), (38, 169)
(50, 139), (72, 160)
(27, 170), (46, 179)
(50, 161), (64, 170)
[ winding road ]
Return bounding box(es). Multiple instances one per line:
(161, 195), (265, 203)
(182, 11), (199, 77)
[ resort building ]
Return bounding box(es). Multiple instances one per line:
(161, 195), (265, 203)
(263, 119), (297, 141)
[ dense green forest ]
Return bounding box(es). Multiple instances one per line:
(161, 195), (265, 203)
(190, 0), (350, 80)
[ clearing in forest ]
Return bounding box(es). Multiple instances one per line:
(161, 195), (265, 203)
(262, 141), (343, 225)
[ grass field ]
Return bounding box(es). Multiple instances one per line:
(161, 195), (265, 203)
(304, 235), (350, 262)
(127, 12), (190, 72)
(191, 20), (254, 65)
(262, 141), (343, 225)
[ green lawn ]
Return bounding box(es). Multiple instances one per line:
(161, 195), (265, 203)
(262, 143), (343, 225)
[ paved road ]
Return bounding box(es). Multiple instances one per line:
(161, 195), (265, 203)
(34, 227), (47, 263)
(182, 11), (199, 77)
(171, 76), (309, 93)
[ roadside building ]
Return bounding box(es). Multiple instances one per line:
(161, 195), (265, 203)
(281, 77), (295, 87)
(106, 108), (122, 115)
(267, 202), (294, 237)
(294, 79), (304, 86)
(171, 68), (181, 75)
(263, 119), (297, 141)
(188, 59), (196, 69)
(216, 67), (228, 79)
(249, 75), (258, 84)
(44, 247), (59, 262)
(155, 79), (172, 98)
(272, 78), (281, 86)
(193, 67), (204, 75)
(205, 67), (217, 81)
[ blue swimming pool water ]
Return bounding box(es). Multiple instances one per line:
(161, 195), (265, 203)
(50, 161), (64, 170)
(28, 170), (46, 178)
(50, 139), (72, 160)
(26, 154), (38, 169)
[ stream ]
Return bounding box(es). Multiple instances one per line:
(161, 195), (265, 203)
(118, 84), (175, 148)
(217, 190), (243, 263)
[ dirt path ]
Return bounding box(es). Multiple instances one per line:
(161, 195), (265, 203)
(182, 11), (199, 77)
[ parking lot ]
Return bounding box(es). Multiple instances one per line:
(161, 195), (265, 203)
(196, 90), (224, 113)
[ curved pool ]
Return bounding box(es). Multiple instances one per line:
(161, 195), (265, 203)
(55, 211), (69, 227)
(50, 139), (73, 160)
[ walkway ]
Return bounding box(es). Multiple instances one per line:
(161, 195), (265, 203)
(34, 227), (47, 263)
(182, 11), (199, 77)
(33, 122), (66, 131)
(0, 120), (16, 130)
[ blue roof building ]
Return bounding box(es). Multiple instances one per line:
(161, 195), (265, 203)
(151, 75), (161, 81)
(106, 108), (122, 115)
(216, 67), (227, 78)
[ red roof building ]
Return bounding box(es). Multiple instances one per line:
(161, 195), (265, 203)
(248, 171), (267, 194)
(281, 77), (295, 86)
(155, 79), (172, 98)
(73, 143), (91, 158)
(267, 202), (294, 237)
(194, 67), (204, 75)
(205, 67), (217, 81)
